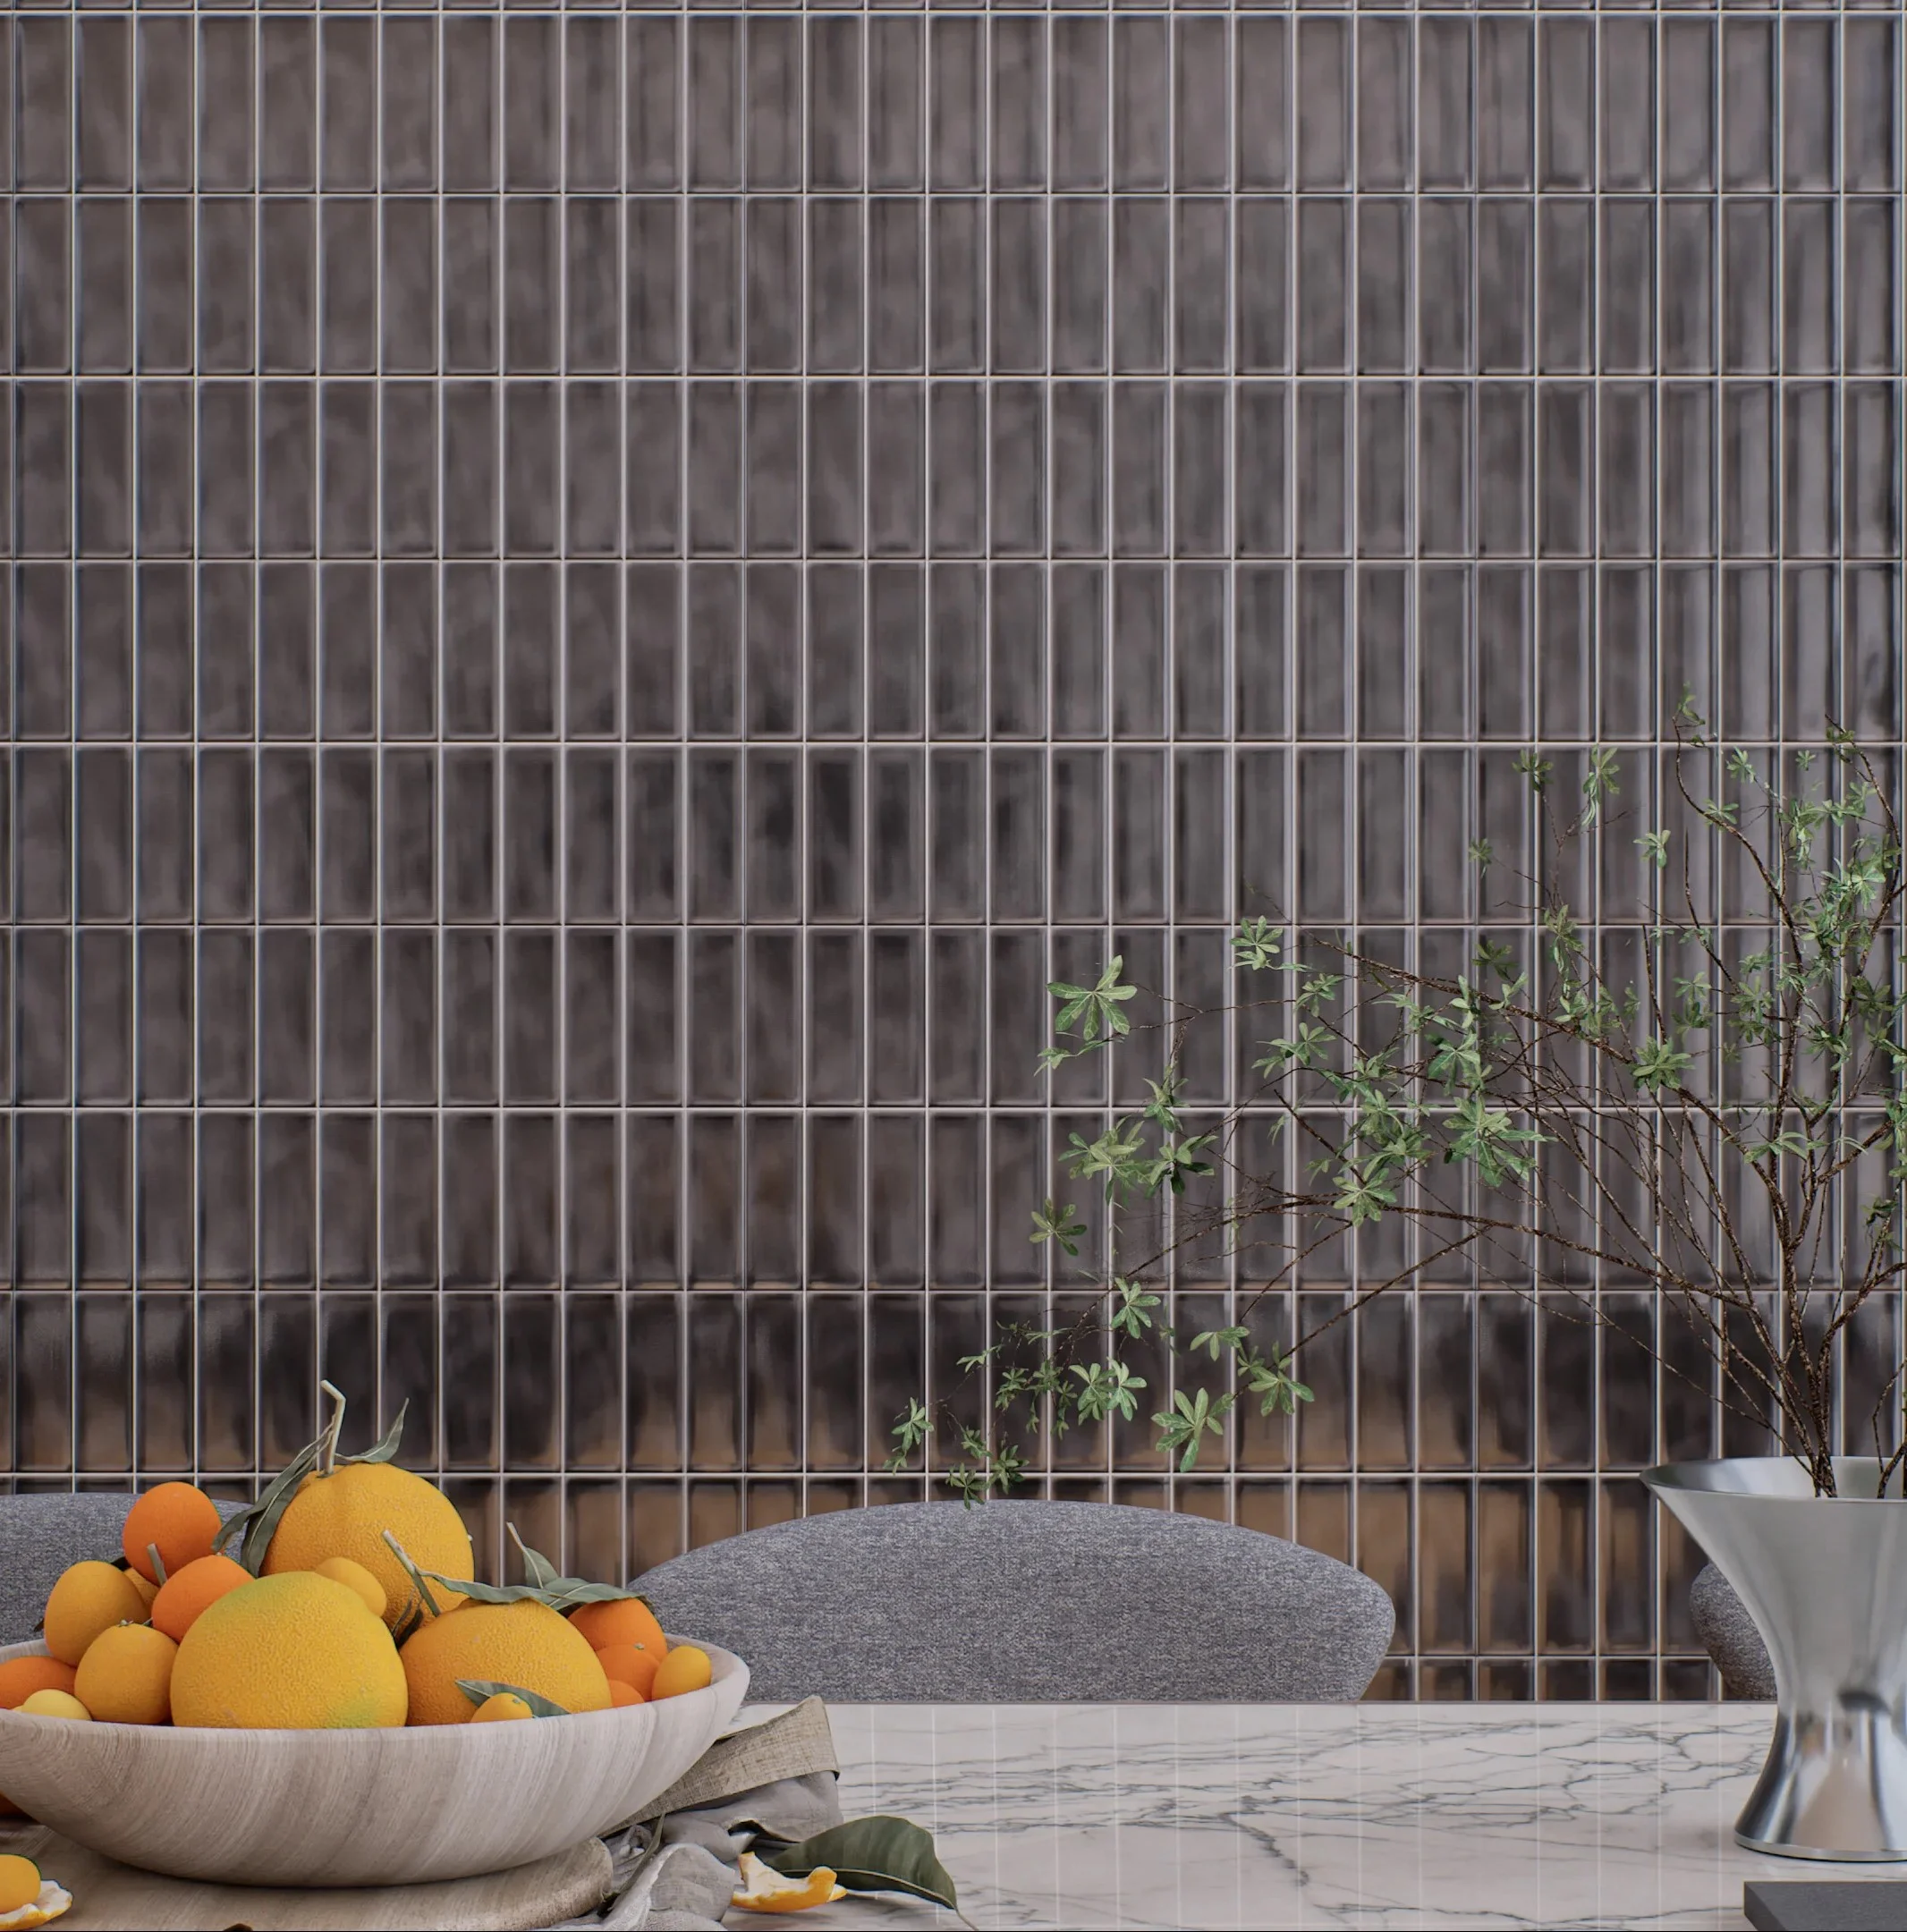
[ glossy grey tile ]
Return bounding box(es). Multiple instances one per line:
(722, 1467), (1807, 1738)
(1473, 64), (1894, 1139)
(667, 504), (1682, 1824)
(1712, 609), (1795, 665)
(4, 0), (1878, 1710)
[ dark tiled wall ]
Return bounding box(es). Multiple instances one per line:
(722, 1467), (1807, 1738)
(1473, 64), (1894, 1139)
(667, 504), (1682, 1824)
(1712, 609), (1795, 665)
(4, 0), (1902, 1699)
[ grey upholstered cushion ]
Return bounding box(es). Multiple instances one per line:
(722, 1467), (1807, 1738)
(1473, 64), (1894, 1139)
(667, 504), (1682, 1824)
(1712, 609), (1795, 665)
(0, 1494), (140, 1645)
(1690, 1562), (1776, 1699)
(636, 1500), (1395, 1702)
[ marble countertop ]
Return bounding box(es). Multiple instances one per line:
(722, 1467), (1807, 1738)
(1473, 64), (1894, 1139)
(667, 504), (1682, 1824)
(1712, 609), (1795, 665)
(743, 1702), (1907, 1931)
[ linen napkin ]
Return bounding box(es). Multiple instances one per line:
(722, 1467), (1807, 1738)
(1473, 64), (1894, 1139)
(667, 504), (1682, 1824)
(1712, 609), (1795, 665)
(546, 1699), (846, 1931)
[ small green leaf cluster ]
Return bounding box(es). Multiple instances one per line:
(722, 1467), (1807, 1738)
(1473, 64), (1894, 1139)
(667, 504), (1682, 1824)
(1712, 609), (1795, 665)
(891, 707), (1907, 1501)
(384, 1522), (651, 1640)
(216, 1380), (410, 1576)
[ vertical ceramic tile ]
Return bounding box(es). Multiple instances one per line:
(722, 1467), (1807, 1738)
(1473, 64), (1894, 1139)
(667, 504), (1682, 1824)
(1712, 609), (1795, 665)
(1356, 18), (1411, 193)
(503, 1296), (561, 1470)
(198, 1296), (257, 1470)
(627, 15), (680, 191)
(627, 1292), (683, 1468)
(439, 1292), (500, 1470)
(259, 1114), (315, 1285)
(259, 1294), (317, 1465)
(9, 0), (1886, 1701)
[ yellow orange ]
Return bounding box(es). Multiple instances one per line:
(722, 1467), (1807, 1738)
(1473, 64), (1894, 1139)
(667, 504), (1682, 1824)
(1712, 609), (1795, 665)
(262, 1462), (472, 1631)
(18, 1690), (89, 1721)
(470, 1692), (534, 1723)
(43, 1561), (148, 1665)
(399, 1601), (611, 1726)
(151, 1554), (253, 1642)
(73, 1623), (176, 1725)
(313, 1556), (387, 1621)
(171, 1572), (406, 1730)
(123, 1482), (224, 1584)
(0, 1855), (39, 1914)
(650, 1645), (713, 1699)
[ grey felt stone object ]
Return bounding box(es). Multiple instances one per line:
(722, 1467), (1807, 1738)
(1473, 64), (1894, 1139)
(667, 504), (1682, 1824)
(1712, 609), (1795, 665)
(1691, 1562), (1776, 1699)
(0, 1493), (141, 1645)
(636, 1499), (1396, 1702)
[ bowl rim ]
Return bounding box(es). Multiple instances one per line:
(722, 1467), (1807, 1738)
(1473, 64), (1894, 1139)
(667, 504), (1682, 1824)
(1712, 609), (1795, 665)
(0, 1633), (743, 1742)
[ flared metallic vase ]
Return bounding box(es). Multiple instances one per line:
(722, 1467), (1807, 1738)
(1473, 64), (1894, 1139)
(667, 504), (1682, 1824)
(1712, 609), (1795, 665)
(1645, 1457), (1907, 1860)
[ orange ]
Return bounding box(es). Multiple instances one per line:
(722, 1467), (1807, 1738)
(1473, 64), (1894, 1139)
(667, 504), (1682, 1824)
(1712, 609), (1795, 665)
(399, 1601), (611, 1725)
(0, 1854), (40, 1914)
(313, 1556), (387, 1621)
(262, 1462), (472, 1631)
(126, 1569), (160, 1611)
(595, 1643), (659, 1699)
(0, 1657), (78, 1709)
(0, 1657), (78, 1809)
(567, 1597), (666, 1660)
(74, 1623), (177, 1725)
(650, 1645), (712, 1699)
(18, 1690), (89, 1720)
(607, 1679), (644, 1708)
(43, 1561), (149, 1665)
(171, 1572), (406, 1730)
(470, 1692), (534, 1723)
(151, 1554), (253, 1642)
(123, 1482), (223, 1584)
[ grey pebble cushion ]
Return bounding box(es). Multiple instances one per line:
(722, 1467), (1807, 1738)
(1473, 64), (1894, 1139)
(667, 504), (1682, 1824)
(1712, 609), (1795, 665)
(636, 1500), (1396, 1702)
(1690, 1562), (1776, 1699)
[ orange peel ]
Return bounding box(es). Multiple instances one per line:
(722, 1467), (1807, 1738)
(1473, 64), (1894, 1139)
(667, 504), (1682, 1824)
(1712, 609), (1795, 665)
(729, 1853), (847, 1914)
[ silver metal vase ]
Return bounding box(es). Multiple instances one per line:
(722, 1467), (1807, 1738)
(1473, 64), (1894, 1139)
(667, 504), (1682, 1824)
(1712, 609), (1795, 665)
(1645, 1456), (1907, 1860)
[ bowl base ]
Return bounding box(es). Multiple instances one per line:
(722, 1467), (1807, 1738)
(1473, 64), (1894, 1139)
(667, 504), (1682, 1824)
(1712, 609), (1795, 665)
(1736, 1830), (1907, 1864)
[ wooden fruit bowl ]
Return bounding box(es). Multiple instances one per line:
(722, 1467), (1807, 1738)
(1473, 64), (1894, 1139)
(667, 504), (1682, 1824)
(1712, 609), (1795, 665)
(0, 1635), (749, 1887)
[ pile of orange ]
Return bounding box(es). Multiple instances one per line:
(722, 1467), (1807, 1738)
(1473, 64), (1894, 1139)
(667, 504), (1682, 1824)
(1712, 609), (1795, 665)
(3, 1404), (713, 1758)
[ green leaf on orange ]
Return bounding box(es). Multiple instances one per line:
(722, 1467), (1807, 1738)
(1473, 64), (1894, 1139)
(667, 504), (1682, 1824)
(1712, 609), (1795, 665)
(215, 1389), (412, 1578)
(427, 1574), (640, 1612)
(411, 1524), (652, 1616)
(215, 1437), (325, 1576)
(349, 1400), (411, 1467)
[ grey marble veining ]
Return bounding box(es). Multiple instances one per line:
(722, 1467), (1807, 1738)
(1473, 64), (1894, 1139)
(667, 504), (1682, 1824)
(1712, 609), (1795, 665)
(747, 1704), (1907, 1932)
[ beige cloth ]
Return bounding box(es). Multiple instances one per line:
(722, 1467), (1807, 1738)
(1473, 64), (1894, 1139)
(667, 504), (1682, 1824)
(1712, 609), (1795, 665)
(548, 1700), (846, 1929)
(631, 1699), (839, 1824)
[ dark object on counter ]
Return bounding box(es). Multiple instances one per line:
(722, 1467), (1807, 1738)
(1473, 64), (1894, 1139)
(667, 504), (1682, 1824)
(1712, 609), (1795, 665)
(1746, 1881), (1907, 1929)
